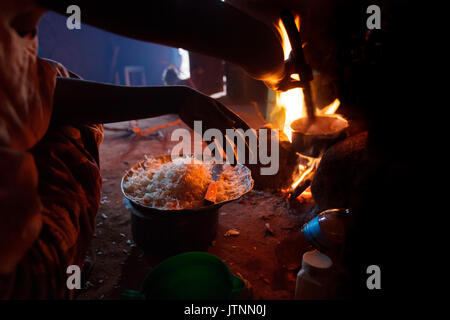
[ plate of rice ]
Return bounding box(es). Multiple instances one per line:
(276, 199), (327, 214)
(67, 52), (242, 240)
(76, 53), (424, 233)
(121, 155), (254, 211)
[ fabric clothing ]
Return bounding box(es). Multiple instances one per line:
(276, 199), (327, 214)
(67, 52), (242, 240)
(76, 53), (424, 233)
(0, 3), (103, 298)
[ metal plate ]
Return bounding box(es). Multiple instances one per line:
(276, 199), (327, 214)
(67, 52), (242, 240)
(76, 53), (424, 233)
(121, 155), (254, 213)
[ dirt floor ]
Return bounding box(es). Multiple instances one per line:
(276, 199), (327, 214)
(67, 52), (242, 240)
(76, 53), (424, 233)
(76, 113), (316, 300)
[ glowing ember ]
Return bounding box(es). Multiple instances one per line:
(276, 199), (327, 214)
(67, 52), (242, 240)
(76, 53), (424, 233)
(290, 153), (320, 192)
(291, 160), (313, 190)
(297, 187), (313, 204)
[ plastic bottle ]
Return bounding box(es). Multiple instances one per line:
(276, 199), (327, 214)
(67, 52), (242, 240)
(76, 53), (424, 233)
(301, 208), (351, 257)
(276, 208), (350, 269)
(295, 250), (334, 300)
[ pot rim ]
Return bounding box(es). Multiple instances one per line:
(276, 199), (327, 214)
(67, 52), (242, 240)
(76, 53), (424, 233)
(290, 114), (349, 138)
(121, 155), (254, 214)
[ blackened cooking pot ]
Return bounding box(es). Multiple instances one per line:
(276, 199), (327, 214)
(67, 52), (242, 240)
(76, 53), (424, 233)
(290, 115), (349, 158)
(121, 156), (253, 257)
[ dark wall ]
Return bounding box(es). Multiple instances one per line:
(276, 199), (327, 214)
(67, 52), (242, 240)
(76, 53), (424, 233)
(38, 11), (180, 85)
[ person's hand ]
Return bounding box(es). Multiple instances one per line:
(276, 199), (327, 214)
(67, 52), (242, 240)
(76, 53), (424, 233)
(178, 86), (251, 134)
(226, 0), (340, 92)
(246, 123), (299, 190)
(176, 86), (256, 161)
(263, 54), (309, 92)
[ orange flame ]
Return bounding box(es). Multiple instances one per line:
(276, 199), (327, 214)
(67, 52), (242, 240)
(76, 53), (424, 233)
(273, 16), (342, 192)
(275, 16), (304, 142)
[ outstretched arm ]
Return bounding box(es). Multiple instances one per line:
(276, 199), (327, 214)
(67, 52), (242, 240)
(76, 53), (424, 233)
(52, 77), (183, 124)
(38, 0), (285, 89)
(52, 77), (251, 133)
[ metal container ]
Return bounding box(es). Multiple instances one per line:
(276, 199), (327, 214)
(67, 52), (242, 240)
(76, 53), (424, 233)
(121, 156), (253, 257)
(290, 115), (349, 158)
(123, 198), (220, 257)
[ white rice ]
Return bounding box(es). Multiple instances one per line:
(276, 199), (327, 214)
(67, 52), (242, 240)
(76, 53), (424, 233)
(122, 156), (251, 210)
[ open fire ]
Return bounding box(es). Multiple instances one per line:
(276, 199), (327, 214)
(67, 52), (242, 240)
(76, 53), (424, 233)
(272, 15), (343, 195)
